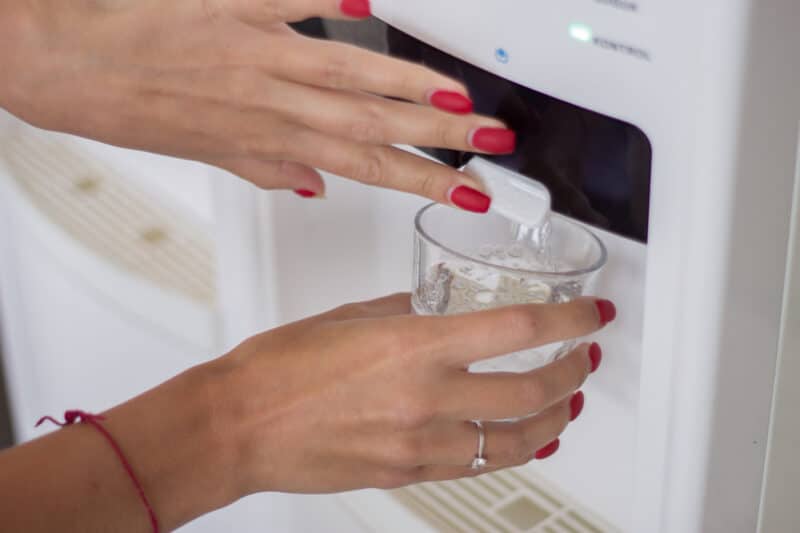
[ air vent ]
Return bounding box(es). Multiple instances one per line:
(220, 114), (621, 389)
(0, 129), (215, 304)
(392, 468), (618, 533)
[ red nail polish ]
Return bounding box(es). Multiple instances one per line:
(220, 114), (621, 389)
(429, 90), (474, 114)
(470, 128), (516, 154)
(589, 343), (602, 373)
(294, 189), (316, 198)
(340, 0), (371, 18)
(595, 299), (617, 327)
(535, 439), (560, 460)
(569, 391), (585, 421)
(450, 186), (491, 213)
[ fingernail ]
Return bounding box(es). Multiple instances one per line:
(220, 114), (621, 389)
(595, 299), (617, 327)
(569, 391), (585, 421)
(469, 127), (516, 154)
(589, 343), (602, 373)
(535, 439), (560, 460)
(340, 0), (371, 18)
(294, 189), (317, 198)
(449, 185), (491, 213)
(429, 90), (474, 114)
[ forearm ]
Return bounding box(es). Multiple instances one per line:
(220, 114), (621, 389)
(0, 361), (243, 532)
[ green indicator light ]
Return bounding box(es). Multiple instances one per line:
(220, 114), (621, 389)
(569, 23), (594, 43)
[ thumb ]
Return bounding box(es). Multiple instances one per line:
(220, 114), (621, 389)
(212, 157), (327, 195)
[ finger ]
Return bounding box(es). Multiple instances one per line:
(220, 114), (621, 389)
(222, 0), (372, 29)
(409, 395), (573, 467)
(440, 345), (594, 420)
(211, 157), (326, 194)
(413, 440), (561, 483)
(263, 36), (469, 105)
(422, 297), (616, 367)
(412, 436), (563, 483)
(267, 82), (507, 152)
(280, 126), (490, 210)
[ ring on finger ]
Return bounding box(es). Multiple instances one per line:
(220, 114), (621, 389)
(470, 421), (487, 470)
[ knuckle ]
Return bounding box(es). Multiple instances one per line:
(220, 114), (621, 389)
(257, 0), (290, 23)
(394, 398), (435, 430)
(386, 434), (424, 467)
(321, 52), (353, 89)
(394, 72), (418, 98)
(348, 112), (385, 144)
(433, 118), (455, 147)
(417, 172), (440, 200)
(202, 0), (225, 22)
(519, 376), (549, 411)
(352, 153), (386, 187)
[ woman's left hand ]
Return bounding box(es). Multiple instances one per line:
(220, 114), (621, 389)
(2, 0), (514, 210)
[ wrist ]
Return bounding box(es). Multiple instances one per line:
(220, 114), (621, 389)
(103, 359), (246, 530)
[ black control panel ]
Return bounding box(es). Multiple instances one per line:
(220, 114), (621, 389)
(292, 19), (653, 243)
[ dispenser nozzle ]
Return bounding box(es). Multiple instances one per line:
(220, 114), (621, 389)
(462, 157), (551, 227)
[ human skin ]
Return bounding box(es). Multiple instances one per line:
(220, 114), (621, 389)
(0, 1), (614, 531)
(0, 0), (515, 208)
(0, 293), (611, 532)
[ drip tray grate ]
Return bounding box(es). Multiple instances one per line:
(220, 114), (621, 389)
(392, 468), (618, 533)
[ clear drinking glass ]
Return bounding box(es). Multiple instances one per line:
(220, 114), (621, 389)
(412, 203), (607, 373)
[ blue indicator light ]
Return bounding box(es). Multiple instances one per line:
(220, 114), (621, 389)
(495, 48), (510, 64)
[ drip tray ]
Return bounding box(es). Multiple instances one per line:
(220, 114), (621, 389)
(391, 468), (618, 533)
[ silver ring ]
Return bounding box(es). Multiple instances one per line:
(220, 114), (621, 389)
(471, 421), (487, 470)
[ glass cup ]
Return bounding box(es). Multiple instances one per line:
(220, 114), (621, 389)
(412, 203), (607, 373)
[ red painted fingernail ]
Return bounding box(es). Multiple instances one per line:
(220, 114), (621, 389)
(470, 128), (517, 154)
(340, 0), (371, 18)
(535, 439), (560, 460)
(294, 189), (316, 198)
(595, 299), (617, 327)
(449, 186), (491, 213)
(429, 90), (474, 114)
(569, 391), (585, 421)
(589, 343), (602, 373)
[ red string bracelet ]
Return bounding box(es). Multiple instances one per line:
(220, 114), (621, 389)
(36, 410), (160, 533)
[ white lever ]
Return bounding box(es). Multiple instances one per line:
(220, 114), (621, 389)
(462, 157), (551, 227)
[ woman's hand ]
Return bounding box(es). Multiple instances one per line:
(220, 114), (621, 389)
(2, 0), (513, 210)
(0, 293), (613, 532)
(216, 293), (612, 495)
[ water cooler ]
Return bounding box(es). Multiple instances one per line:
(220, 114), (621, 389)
(2, 1), (799, 531)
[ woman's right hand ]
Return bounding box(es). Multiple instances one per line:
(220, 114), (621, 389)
(215, 292), (614, 496)
(3, 0), (511, 209)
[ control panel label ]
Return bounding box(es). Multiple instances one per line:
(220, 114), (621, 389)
(593, 36), (651, 61)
